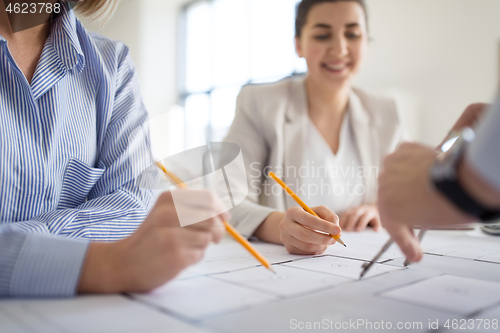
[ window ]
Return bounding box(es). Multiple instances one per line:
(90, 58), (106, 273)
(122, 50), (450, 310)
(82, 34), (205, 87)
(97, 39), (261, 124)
(178, 0), (306, 150)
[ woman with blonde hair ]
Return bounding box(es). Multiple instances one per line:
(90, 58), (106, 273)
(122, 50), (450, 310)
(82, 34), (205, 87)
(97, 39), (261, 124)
(0, 0), (226, 297)
(224, 0), (408, 255)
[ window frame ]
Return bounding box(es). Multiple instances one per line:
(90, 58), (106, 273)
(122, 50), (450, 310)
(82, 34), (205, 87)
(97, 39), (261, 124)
(178, 0), (305, 147)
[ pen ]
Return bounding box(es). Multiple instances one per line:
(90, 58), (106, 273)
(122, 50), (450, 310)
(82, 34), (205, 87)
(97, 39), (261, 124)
(268, 172), (346, 247)
(359, 238), (393, 279)
(360, 228), (427, 279)
(156, 162), (276, 274)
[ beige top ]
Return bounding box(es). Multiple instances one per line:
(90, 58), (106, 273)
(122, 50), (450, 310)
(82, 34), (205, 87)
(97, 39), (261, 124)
(222, 75), (409, 238)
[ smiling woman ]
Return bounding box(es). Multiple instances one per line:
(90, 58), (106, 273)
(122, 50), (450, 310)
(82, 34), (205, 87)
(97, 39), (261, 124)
(295, 0), (367, 37)
(221, 0), (409, 255)
(296, 0), (368, 94)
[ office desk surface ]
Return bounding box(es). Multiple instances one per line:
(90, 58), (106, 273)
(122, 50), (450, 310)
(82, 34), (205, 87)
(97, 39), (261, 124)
(1, 228), (500, 333)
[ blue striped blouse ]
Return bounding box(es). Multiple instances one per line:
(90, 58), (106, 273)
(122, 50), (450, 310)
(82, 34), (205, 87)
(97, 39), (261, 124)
(0, 3), (154, 296)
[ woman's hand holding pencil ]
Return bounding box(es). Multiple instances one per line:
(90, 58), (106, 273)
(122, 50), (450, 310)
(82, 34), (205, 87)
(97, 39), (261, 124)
(278, 206), (342, 255)
(261, 172), (345, 255)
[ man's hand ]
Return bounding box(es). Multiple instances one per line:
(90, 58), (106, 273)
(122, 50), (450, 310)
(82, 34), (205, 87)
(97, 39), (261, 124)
(339, 204), (381, 232)
(438, 103), (489, 150)
(451, 103), (489, 132)
(278, 206), (341, 255)
(378, 143), (474, 263)
(78, 190), (228, 293)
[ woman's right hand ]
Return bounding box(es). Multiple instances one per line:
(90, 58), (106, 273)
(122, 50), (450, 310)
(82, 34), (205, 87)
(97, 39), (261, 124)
(278, 206), (341, 255)
(78, 190), (228, 294)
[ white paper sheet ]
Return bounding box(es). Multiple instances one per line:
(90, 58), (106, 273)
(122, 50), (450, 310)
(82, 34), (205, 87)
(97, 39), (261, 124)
(283, 255), (402, 280)
(476, 252), (500, 264)
(179, 231), (408, 282)
(132, 276), (278, 321)
(176, 242), (323, 280)
(381, 275), (500, 316)
(212, 265), (350, 297)
(0, 295), (207, 333)
(473, 305), (500, 324)
(325, 230), (405, 262)
(335, 229), (500, 263)
(421, 231), (500, 261)
(4, 230), (500, 331)
(424, 243), (500, 260)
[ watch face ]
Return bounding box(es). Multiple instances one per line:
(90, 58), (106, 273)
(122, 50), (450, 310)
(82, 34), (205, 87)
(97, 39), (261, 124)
(441, 135), (460, 153)
(432, 128), (476, 187)
(432, 135), (468, 182)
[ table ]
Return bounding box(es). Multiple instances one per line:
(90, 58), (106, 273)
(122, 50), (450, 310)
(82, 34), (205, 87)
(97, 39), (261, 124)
(2, 228), (500, 333)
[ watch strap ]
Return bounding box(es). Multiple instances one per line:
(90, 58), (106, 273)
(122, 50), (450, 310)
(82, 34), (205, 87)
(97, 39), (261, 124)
(434, 178), (500, 222)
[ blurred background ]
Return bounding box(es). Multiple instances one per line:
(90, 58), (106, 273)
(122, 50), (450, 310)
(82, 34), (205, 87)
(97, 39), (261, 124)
(82, 0), (500, 159)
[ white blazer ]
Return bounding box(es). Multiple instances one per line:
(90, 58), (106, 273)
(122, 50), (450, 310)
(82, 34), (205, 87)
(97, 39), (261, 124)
(223, 75), (408, 237)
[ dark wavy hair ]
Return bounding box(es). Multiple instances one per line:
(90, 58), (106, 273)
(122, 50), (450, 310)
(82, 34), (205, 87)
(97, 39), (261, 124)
(295, 0), (368, 38)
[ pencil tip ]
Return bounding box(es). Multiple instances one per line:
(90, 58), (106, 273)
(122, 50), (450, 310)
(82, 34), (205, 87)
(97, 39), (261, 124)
(336, 239), (347, 247)
(269, 267), (276, 274)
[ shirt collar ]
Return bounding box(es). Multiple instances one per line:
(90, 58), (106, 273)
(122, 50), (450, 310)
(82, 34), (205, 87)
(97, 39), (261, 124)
(50, 1), (85, 73)
(0, 34), (6, 43)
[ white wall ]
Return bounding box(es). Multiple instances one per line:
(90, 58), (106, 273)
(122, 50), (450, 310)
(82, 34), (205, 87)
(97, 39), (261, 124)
(81, 0), (192, 158)
(81, 0), (191, 119)
(356, 0), (500, 145)
(82, 0), (500, 147)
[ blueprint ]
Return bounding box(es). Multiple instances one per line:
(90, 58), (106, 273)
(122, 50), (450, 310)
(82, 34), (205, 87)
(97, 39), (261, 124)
(132, 229), (500, 328)
(3, 229), (500, 333)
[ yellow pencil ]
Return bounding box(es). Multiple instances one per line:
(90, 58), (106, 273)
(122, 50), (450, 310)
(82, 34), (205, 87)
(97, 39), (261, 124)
(155, 162), (276, 273)
(268, 172), (346, 247)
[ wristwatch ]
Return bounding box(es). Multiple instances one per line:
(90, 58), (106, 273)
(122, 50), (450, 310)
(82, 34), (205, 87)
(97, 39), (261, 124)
(430, 127), (500, 222)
